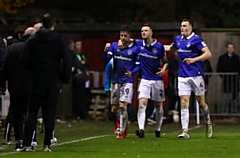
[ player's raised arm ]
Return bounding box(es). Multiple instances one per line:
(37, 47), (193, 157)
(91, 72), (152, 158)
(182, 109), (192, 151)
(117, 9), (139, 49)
(103, 43), (112, 65)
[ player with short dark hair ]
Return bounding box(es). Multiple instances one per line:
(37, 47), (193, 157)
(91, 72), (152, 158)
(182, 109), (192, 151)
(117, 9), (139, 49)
(165, 19), (213, 139)
(103, 25), (140, 139)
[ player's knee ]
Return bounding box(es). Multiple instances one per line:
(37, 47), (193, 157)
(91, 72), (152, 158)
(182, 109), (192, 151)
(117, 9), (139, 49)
(196, 97), (207, 107)
(155, 102), (163, 108)
(138, 104), (146, 113)
(198, 100), (207, 108)
(111, 105), (118, 112)
(180, 98), (189, 109)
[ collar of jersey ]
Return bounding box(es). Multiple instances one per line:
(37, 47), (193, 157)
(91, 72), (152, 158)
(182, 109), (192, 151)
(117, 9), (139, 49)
(181, 32), (195, 40)
(127, 41), (134, 48)
(142, 39), (157, 46)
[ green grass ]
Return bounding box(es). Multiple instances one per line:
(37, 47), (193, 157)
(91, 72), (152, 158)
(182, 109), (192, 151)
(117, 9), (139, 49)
(1, 119), (240, 158)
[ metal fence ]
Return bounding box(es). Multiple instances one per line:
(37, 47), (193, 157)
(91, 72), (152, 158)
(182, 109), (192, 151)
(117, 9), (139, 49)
(172, 72), (240, 117)
(1, 71), (239, 119)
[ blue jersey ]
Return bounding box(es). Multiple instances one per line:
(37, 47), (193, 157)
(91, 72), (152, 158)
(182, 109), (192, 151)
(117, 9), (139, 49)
(105, 41), (139, 84)
(136, 39), (165, 80)
(172, 33), (206, 77)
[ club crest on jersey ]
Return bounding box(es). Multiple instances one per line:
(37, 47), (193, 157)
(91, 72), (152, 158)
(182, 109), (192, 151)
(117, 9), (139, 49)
(152, 48), (157, 53)
(186, 42), (191, 47)
(140, 46), (144, 49)
(117, 49), (120, 52)
(177, 42), (180, 46)
(127, 50), (132, 55)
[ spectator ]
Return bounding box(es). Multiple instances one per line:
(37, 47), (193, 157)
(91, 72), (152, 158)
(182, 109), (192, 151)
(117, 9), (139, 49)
(217, 42), (240, 114)
(72, 38), (90, 120)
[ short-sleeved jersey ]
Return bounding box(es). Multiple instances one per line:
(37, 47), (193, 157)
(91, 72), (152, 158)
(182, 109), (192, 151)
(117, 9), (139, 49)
(106, 41), (139, 84)
(172, 32), (206, 77)
(136, 39), (165, 80)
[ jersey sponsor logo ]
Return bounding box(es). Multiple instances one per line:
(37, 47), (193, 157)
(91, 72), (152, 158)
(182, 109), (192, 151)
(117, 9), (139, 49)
(139, 52), (158, 59)
(114, 55), (132, 61)
(177, 48), (192, 53)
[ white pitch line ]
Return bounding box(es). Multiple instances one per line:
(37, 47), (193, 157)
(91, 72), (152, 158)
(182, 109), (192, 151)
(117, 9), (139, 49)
(55, 135), (108, 146)
(0, 125), (202, 157)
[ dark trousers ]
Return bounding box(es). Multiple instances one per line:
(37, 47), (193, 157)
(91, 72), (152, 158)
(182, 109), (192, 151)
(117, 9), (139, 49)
(10, 94), (28, 141)
(72, 77), (89, 119)
(3, 106), (13, 140)
(23, 91), (59, 146)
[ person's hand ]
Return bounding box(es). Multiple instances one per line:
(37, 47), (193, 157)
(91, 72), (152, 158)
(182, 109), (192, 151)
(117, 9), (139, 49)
(118, 39), (124, 49)
(183, 58), (196, 64)
(81, 60), (85, 64)
(71, 67), (75, 72)
(125, 70), (132, 78)
(164, 45), (171, 51)
(104, 43), (111, 52)
(156, 68), (165, 76)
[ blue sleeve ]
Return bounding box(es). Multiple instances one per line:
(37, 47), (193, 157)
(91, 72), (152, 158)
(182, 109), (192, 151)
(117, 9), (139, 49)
(103, 43), (114, 65)
(172, 37), (177, 48)
(160, 44), (165, 58)
(131, 65), (140, 75)
(131, 47), (140, 75)
(104, 59), (113, 92)
(195, 36), (206, 50)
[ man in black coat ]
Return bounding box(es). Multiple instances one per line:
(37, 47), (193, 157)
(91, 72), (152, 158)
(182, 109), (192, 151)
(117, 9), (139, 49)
(217, 42), (240, 114)
(16, 13), (71, 152)
(0, 27), (36, 146)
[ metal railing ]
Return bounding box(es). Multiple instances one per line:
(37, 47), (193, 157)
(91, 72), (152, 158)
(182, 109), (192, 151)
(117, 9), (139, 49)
(1, 72), (239, 119)
(171, 73), (240, 119)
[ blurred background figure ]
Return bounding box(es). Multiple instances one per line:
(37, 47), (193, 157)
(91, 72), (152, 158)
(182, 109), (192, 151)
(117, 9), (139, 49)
(217, 42), (240, 114)
(72, 38), (90, 120)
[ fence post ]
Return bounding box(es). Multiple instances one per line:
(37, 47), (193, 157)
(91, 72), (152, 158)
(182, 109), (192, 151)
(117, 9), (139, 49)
(196, 100), (200, 124)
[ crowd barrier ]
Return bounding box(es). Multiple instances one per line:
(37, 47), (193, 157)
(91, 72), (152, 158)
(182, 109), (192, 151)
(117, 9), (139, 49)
(1, 72), (239, 119)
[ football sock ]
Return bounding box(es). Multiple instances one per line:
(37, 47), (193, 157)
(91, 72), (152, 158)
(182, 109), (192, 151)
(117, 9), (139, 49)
(201, 106), (211, 124)
(181, 109), (189, 133)
(155, 107), (164, 131)
(137, 104), (146, 130)
(119, 107), (128, 134)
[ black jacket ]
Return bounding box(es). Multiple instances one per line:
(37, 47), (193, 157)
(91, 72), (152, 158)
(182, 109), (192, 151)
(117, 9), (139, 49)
(21, 28), (72, 95)
(217, 53), (240, 91)
(1, 36), (31, 96)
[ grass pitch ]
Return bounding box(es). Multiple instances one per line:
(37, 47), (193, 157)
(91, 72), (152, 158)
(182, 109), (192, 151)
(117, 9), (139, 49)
(0, 119), (240, 158)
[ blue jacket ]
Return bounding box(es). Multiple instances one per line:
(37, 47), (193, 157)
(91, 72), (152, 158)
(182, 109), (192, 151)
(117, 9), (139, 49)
(104, 59), (113, 92)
